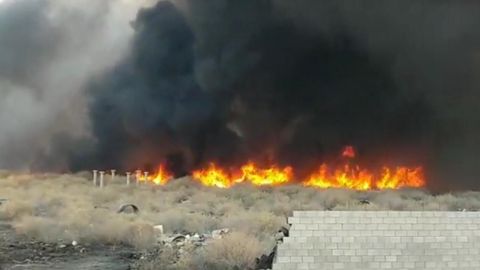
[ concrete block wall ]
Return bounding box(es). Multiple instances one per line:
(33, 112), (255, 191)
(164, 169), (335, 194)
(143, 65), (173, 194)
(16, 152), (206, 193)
(273, 211), (480, 270)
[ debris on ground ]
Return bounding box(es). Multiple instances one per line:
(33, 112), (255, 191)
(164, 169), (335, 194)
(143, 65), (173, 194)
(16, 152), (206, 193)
(255, 248), (276, 270)
(153, 224), (164, 243)
(153, 225), (164, 235)
(274, 226), (289, 244)
(278, 226), (289, 237)
(211, 228), (230, 239)
(359, 199), (371, 205)
(131, 225), (290, 269)
(117, 204), (139, 214)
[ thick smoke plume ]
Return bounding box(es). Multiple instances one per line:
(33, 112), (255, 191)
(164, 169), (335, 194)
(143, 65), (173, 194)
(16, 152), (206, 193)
(82, 1), (480, 190)
(1, 1), (480, 190)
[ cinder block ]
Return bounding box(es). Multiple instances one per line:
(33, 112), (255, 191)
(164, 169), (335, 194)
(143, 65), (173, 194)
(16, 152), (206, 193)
(274, 211), (480, 270)
(302, 256), (314, 263)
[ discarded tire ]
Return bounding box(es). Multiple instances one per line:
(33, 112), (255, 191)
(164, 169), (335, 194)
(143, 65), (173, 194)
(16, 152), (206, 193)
(117, 204), (139, 214)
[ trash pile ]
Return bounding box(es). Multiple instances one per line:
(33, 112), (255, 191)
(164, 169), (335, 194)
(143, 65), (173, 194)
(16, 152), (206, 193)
(131, 225), (286, 270)
(152, 227), (232, 254)
(115, 203), (292, 269)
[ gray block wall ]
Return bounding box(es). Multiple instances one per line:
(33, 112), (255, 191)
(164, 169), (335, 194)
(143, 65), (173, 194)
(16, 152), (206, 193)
(273, 211), (480, 270)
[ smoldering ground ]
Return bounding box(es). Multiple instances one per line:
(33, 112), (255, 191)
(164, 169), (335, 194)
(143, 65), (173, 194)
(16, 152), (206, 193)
(2, 173), (480, 269)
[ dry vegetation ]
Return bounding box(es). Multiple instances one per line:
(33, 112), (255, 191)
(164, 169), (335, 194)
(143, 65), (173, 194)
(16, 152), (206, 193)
(1, 171), (480, 269)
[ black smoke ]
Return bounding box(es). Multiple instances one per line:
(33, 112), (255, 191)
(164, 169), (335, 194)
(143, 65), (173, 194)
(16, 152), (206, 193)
(79, 0), (480, 190)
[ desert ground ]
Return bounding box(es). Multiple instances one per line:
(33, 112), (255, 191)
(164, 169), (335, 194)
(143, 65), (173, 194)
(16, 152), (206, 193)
(1, 171), (480, 270)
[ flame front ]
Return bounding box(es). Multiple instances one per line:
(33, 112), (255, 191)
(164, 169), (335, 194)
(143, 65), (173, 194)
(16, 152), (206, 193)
(135, 146), (426, 190)
(304, 164), (373, 190)
(136, 165), (172, 185)
(192, 163), (232, 188)
(237, 163), (293, 186)
(303, 164), (424, 190)
(376, 166), (425, 189)
(302, 146), (424, 190)
(192, 162), (293, 188)
(151, 165), (172, 185)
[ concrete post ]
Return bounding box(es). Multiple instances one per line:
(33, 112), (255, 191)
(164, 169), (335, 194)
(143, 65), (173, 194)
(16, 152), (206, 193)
(126, 172), (131, 186)
(135, 170), (141, 186)
(110, 170), (116, 181)
(93, 170), (98, 186)
(144, 171), (149, 184)
(99, 171), (105, 188)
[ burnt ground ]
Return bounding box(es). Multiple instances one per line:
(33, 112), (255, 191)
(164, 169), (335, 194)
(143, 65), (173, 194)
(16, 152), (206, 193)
(0, 222), (138, 270)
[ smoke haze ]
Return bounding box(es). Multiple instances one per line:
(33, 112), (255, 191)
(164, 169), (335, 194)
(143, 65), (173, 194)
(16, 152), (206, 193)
(1, 0), (480, 190)
(0, 0), (154, 170)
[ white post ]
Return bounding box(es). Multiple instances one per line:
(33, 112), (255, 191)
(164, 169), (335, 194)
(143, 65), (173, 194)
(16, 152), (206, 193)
(126, 172), (131, 186)
(99, 171), (105, 188)
(93, 170), (98, 186)
(110, 170), (116, 181)
(144, 171), (149, 184)
(135, 170), (141, 186)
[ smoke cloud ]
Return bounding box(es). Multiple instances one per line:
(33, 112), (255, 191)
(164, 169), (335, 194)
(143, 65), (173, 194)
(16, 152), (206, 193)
(81, 1), (480, 190)
(2, 0), (480, 190)
(0, 0), (153, 170)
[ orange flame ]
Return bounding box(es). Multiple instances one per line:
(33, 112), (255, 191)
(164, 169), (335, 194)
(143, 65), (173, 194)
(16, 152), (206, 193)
(135, 165), (172, 185)
(304, 164), (374, 190)
(376, 166), (425, 189)
(342, 146), (356, 158)
(192, 163), (232, 188)
(151, 165), (173, 185)
(139, 146), (426, 190)
(302, 146), (424, 190)
(303, 164), (425, 190)
(192, 162), (293, 187)
(237, 162), (293, 186)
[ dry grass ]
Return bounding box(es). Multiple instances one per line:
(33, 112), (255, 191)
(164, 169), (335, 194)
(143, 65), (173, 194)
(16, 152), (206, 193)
(139, 232), (262, 270)
(1, 171), (480, 257)
(198, 232), (263, 269)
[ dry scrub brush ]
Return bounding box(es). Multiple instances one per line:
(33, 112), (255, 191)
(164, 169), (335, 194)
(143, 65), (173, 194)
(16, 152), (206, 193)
(1, 171), (480, 252)
(139, 232), (262, 270)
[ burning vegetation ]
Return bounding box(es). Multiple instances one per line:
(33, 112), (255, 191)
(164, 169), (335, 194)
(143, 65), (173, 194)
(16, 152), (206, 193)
(136, 146), (425, 190)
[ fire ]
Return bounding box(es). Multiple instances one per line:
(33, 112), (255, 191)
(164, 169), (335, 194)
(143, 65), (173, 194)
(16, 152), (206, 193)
(135, 146), (426, 190)
(304, 164), (373, 190)
(237, 162), (293, 186)
(136, 165), (172, 185)
(151, 165), (173, 185)
(192, 162), (293, 188)
(342, 146), (356, 158)
(303, 146), (424, 190)
(192, 163), (232, 188)
(303, 164), (424, 190)
(376, 166), (425, 189)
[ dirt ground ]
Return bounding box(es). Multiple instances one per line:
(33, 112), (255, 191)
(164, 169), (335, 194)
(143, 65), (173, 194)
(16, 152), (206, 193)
(0, 221), (136, 270)
(2, 173), (480, 270)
